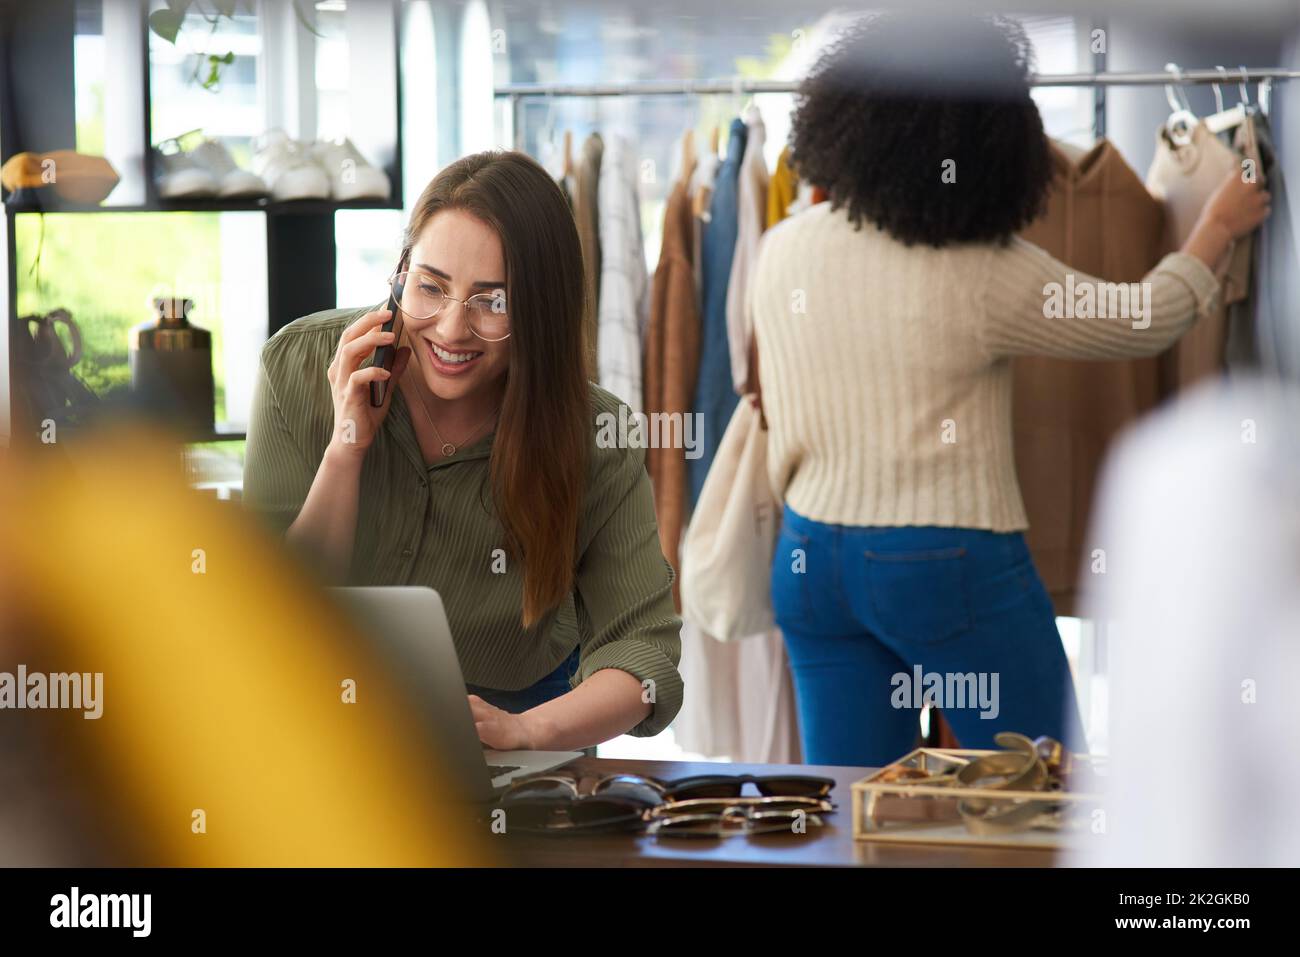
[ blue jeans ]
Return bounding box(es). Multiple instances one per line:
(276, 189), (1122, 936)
(465, 646), (580, 713)
(771, 505), (1086, 767)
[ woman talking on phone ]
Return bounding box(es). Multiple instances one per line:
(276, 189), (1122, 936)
(242, 151), (683, 751)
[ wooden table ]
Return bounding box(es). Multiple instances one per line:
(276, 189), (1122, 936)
(500, 757), (1057, 867)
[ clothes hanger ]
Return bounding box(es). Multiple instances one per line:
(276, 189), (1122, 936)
(1163, 62), (1197, 147)
(1231, 66), (1270, 121)
(720, 75), (753, 142)
(1203, 65), (1248, 134)
(679, 128), (697, 187)
(537, 91), (562, 175)
(692, 114), (721, 219)
(737, 84), (761, 124)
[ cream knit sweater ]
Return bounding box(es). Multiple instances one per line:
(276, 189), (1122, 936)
(752, 202), (1222, 531)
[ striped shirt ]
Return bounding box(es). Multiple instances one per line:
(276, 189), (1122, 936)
(242, 307), (683, 736)
(596, 133), (649, 413)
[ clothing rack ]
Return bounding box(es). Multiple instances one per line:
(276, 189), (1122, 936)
(496, 68), (1300, 149)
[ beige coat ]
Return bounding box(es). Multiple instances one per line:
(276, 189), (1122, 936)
(1015, 139), (1168, 616)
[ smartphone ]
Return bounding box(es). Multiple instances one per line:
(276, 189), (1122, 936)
(369, 293), (404, 407)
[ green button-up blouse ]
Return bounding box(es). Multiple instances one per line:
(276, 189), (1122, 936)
(242, 307), (683, 736)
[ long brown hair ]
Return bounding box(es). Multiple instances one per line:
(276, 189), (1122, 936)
(402, 151), (590, 629)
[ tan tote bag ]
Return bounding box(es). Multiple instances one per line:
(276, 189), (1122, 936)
(681, 399), (781, 640)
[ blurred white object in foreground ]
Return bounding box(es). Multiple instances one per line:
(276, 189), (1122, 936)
(1071, 377), (1300, 867)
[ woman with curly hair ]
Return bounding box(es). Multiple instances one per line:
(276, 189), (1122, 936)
(749, 12), (1269, 765)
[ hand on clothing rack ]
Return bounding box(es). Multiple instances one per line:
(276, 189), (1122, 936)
(1183, 170), (1271, 272)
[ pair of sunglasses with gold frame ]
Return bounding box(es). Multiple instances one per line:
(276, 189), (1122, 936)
(639, 774), (836, 840)
(647, 799), (832, 839)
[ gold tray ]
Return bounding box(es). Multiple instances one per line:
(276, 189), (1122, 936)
(851, 747), (1105, 850)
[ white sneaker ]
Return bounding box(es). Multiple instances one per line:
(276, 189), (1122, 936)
(188, 138), (267, 198)
(311, 137), (391, 201)
(251, 130), (331, 201)
(154, 139), (218, 198)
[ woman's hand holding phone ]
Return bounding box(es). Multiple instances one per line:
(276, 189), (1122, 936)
(326, 308), (411, 461)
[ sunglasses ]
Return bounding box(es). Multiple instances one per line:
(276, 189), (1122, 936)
(634, 773), (836, 802)
(648, 799), (833, 839)
(495, 772), (838, 836)
(495, 774), (661, 834)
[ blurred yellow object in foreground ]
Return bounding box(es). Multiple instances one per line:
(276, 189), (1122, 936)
(0, 424), (493, 866)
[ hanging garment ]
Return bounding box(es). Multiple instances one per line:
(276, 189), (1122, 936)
(725, 106), (769, 394)
(1226, 110), (1300, 381)
(671, 617), (803, 763)
(675, 118), (802, 766)
(688, 147), (720, 307)
(644, 176), (702, 609)
(767, 145), (798, 229)
(688, 117), (746, 508)
(1013, 139), (1167, 617)
(1146, 120), (1255, 391)
(595, 133), (649, 413)
(769, 147), (822, 227)
(573, 133), (603, 381)
(680, 399), (779, 640)
(1225, 112), (1265, 370)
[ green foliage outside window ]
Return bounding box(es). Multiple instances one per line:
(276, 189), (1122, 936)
(14, 212), (227, 422)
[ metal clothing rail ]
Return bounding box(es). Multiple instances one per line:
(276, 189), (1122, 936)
(495, 68), (1300, 99)
(495, 68), (1300, 147)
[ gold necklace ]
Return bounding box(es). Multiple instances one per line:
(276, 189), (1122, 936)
(410, 385), (499, 458)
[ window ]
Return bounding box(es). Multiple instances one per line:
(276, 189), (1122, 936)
(14, 211), (266, 430)
(1023, 14), (1095, 147)
(148, 1), (264, 156)
(336, 209), (402, 308)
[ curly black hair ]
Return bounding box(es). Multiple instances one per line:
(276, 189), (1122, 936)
(789, 12), (1053, 248)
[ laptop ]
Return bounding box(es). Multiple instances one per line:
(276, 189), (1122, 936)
(330, 586), (582, 802)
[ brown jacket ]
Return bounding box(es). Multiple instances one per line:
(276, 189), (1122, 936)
(644, 177), (702, 610)
(1015, 139), (1166, 616)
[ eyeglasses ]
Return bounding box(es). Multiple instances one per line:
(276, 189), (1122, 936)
(388, 268), (510, 342)
(647, 797), (833, 839)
